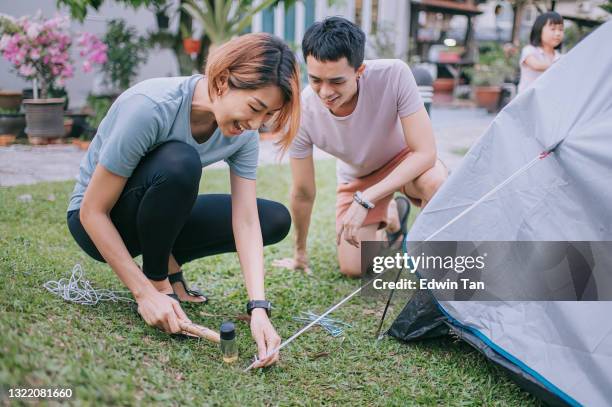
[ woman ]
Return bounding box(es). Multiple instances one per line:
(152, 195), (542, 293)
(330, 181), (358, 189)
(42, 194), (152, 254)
(66, 33), (301, 368)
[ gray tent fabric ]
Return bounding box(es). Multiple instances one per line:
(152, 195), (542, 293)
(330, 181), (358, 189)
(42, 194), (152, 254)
(388, 21), (612, 406)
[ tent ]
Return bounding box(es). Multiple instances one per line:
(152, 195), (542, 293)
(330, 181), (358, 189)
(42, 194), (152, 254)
(386, 21), (612, 406)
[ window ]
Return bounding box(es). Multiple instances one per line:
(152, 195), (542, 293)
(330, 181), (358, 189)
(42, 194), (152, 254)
(285, 3), (296, 42)
(305, 0), (315, 29)
(262, 7), (275, 34)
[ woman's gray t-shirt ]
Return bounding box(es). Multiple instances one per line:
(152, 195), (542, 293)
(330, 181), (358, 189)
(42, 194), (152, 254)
(67, 74), (259, 212)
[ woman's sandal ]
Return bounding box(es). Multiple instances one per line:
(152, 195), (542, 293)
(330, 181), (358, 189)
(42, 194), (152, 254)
(168, 271), (209, 304)
(386, 195), (411, 246)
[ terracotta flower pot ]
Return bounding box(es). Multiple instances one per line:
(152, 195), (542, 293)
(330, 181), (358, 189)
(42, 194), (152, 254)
(23, 98), (65, 144)
(0, 91), (23, 110)
(64, 118), (74, 137)
(0, 134), (16, 146)
(474, 86), (501, 113)
(183, 38), (201, 55)
(65, 112), (90, 139)
(71, 139), (91, 150)
(433, 78), (455, 94)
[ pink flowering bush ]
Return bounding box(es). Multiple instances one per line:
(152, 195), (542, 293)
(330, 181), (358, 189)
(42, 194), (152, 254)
(0, 13), (107, 99)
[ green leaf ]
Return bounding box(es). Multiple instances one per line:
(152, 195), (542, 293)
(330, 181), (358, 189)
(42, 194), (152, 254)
(232, 0), (277, 36)
(182, 0), (218, 41)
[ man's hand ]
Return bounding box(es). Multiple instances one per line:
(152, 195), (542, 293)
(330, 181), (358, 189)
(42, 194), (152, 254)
(337, 200), (369, 247)
(272, 251), (312, 274)
(250, 309), (282, 368)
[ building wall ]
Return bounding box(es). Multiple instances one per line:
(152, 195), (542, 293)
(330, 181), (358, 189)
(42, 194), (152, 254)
(2, 0), (606, 107)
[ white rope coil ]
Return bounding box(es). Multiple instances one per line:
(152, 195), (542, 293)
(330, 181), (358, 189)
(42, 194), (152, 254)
(43, 264), (134, 305)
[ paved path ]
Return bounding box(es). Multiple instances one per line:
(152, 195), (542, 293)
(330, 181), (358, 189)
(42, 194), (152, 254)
(0, 107), (495, 187)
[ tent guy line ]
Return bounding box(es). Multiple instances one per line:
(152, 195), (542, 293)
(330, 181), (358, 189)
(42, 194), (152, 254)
(245, 147), (558, 372)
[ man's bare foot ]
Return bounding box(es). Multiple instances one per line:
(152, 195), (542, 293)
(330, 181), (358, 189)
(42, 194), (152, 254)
(386, 199), (400, 234)
(272, 257), (312, 274)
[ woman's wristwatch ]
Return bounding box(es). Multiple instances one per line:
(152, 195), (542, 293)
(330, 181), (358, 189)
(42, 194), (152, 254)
(353, 191), (375, 209)
(246, 300), (272, 317)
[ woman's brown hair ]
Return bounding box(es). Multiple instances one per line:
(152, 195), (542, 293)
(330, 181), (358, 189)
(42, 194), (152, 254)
(205, 33), (301, 153)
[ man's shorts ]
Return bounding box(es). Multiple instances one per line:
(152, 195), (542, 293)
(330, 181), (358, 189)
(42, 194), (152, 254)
(336, 147), (423, 231)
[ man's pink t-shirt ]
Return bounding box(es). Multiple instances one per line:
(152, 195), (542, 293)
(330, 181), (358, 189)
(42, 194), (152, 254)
(289, 59), (424, 183)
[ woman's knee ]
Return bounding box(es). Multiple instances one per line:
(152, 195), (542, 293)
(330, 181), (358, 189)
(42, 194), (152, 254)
(258, 199), (291, 245)
(152, 142), (202, 190)
(67, 212), (106, 263)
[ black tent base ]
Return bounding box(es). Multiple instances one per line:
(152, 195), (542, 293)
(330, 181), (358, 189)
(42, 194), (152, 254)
(387, 292), (571, 406)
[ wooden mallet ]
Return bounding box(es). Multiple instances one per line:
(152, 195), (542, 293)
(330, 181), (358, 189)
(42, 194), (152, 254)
(179, 321), (221, 343)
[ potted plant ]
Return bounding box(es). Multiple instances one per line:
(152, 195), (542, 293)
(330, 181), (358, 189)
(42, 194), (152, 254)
(433, 77), (456, 94)
(0, 13), (106, 144)
(182, 36), (201, 55)
(80, 18), (148, 132)
(154, 4), (171, 30)
(0, 107), (25, 146)
(73, 93), (112, 150)
(0, 90), (23, 110)
(65, 110), (91, 139)
(467, 42), (516, 113)
(100, 19), (148, 94)
(179, 21), (201, 57)
(71, 126), (95, 150)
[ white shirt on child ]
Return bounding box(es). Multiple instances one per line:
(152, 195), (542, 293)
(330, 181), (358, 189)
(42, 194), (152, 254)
(518, 45), (561, 93)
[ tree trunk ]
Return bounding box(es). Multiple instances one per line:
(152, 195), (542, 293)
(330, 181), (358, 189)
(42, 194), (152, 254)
(39, 77), (48, 100)
(511, 2), (525, 45)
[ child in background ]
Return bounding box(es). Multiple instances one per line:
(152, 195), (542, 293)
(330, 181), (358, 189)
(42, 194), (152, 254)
(518, 11), (564, 93)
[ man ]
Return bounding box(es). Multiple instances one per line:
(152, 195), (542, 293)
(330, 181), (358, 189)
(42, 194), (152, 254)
(274, 17), (447, 277)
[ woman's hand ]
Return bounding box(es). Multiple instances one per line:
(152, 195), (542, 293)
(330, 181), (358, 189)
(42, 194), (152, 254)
(250, 309), (282, 368)
(137, 290), (191, 334)
(337, 200), (369, 248)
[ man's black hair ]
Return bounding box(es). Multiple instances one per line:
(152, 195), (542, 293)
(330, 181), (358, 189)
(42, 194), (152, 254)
(530, 11), (564, 49)
(302, 16), (366, 69)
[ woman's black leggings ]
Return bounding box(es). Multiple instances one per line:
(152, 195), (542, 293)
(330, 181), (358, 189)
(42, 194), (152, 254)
(67, 141), (291, 281)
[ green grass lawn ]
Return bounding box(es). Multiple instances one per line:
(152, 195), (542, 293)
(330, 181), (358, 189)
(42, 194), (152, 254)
(0, 159), (539, 406)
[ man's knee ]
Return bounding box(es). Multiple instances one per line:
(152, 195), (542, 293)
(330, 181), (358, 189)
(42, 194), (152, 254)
(338, 256), (362, 278)
(415, 166), (446, 200)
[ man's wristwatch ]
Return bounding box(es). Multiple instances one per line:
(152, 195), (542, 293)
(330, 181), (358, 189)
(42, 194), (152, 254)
(353, 191), (375, 210)
(246, 300), (272, 317)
